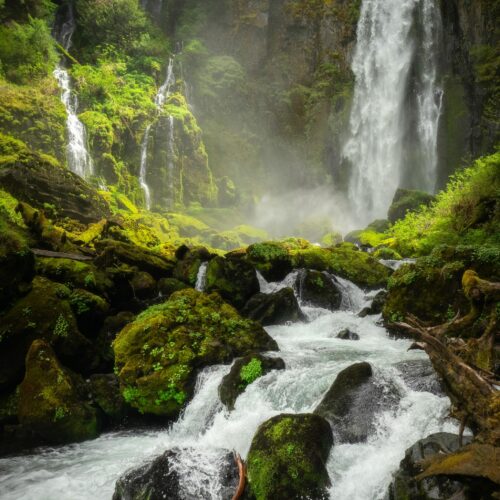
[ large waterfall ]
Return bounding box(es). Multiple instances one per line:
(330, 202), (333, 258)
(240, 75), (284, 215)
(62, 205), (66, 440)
(139, 57), (175, 209)
(53, 4), (94, 179)
(343, 0), (443, 225)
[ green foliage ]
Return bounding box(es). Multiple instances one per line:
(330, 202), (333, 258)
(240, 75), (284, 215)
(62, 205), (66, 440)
(391, 152), (500, 256)
(240, 358), (263, 387)
(0, 17), (58, 83)
(53, 314), (69, 338)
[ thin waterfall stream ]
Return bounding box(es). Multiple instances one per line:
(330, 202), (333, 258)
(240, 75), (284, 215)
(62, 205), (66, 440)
(139, 57), (176, 209)
(52, 4), (94, 179)
(0, 271), (457, 500)
(343, 0), (443, 226)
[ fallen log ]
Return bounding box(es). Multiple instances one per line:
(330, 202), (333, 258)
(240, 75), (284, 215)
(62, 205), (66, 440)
(31, 248), (93, 261)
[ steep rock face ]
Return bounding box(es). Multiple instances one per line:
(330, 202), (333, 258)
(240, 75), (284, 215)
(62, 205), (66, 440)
(438, 0), (499, 185)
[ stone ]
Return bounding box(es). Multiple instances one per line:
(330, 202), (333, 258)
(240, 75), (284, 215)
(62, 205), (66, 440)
(336, 329), (360, 340)
(296, 269), (342, 310)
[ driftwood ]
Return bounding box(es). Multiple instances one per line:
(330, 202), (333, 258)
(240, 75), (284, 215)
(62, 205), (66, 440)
(31, 249), (93, 261)
(232, 453), (246, 500)
(394, 270), (500, 445)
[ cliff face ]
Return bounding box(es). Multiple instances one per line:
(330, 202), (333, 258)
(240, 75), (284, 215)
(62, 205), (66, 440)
(438, 0), (499, 185)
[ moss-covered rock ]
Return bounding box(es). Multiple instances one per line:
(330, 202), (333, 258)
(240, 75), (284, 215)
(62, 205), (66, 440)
(373, 246), (402, 260)
(0, 277), (99, 391)
(241, 288), (305, 326)
(205, 254), (259, 309)
(246, 242), (293, 282)
(113, 289), (277, 417)
(130, 271), (157, 300)
(246, 413), (333, 500)
(388, 188), (436, 224)
(95, 239), (175, 279)
(291, 246), (391, 289)
(172, 246), (211, 286)
(69, 288), (110, 337)
(0, 215), (34, 309)
(219, 354), (285, 411)
(296, 269), (342, 310)
(89, 374), (127, 424)
(157, 278), (190, 298)
(18, 339), (100, 444)
(0, 146), (110, 223)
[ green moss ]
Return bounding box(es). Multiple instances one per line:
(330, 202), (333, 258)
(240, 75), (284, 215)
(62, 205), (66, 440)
(113, 289), (276, 416)
(53, 314), (69, 338)
(240, 358), (263, 387)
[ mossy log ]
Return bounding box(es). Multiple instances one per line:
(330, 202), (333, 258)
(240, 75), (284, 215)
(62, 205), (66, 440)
(394, 270), (499, 446)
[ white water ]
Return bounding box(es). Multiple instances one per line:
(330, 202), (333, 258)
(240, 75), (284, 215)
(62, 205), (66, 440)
(139, 58), (176, 208)
(343, 0), (443, 226)
(0, 271), (457, 500)
(53, 6), (93, 179)
(195, 262), (208, 292)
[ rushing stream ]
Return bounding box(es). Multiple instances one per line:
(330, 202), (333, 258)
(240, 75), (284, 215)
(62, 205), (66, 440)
(0, 271), (457, 500)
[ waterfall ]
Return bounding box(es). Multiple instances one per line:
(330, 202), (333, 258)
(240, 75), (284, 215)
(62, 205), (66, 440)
(343, 0), (442, 225)
(195, 262), (208, 292)
(139, 57), (176, 208)
(53, 4), (93, 179)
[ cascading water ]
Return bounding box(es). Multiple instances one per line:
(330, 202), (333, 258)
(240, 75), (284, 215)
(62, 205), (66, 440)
(195, 262), (208, 292)
(53, 4), (93, 179)
(343, 0), (443, 226)
(0, 271), (458, 500)
(139, 57), (176, 208)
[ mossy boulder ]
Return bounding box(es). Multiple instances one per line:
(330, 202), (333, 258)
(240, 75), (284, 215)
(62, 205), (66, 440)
(387, 433), (494, 500)
(314, 362), (400, 443)
(246, 413), (333, 500)
(113, 289), (277, 417)
(205, 254), (259, 309)
(95, 239), (175, 280)
(0, 148), (110, 223)
(36, 257), (113, 297)
(296, 269), (342, 310)
(172, 246), (211, 286)
(0, 217), (34, 309)
(359, 290), (387, 317)
(0, 277), (99, 391)
(218, 354), (285, 410)
(89, 374), (127, 424)
(130, 271), (157, 300)
(69, 288), (110, 338)
(291, 247), (391, 289)
(157, 278), (190, 298)
(246, 242), (293, 282)
(241, 288), (305, 326)
(18, 340), (100, 444)
(388, 188), (435, 224)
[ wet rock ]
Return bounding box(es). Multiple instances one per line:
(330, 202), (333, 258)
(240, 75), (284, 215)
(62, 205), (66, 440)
(314, 362), (400, 443)
(0, 277), (100, 391)
(89, 374), (127, 424)
(205, 254), (259, 309)
(387, 432), (493, 500)
(69, 288), (110, 338)
(359, 290), (387, 317)
(336, 329), (360, 340)
(18, 340), (100, 444)
(0, 152), (110, 223)
(113, 448), (238, 500)
(296, 269), (342, 310)
(241, 287), (305, 326)
(246, 413), (333, 500)
(113, 289), (277, 417)
(173, 246), (211, 286)
(219, 354), (285, 410)
(246, 241), (293, 282)
(395, 359), (445, 395)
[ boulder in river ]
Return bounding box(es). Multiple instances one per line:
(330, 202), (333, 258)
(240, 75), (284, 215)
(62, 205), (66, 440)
(358, 290), (387, 317)
(386, 432), (500, 500)
(241, 287), (305, 326)
(314, 362), (400, 443)
(246, 413), (333, 500)
(18, 339), (100, 444)
(113, 289), (278, 418)
(113, 448), (239, 500)
(395, 359), (445, 396)
(336, 328), (360, 340)
(218, 354), (285, 410)
(246, 241), (294, 282)
(296, 269), (342, 310)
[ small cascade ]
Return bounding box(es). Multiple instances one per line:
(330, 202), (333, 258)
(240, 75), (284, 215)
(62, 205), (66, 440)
(343, 0), (443, 225)
(195, 262), (208, 292)
(139, 57), (176, 208)
(53, 4), (93, 179)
